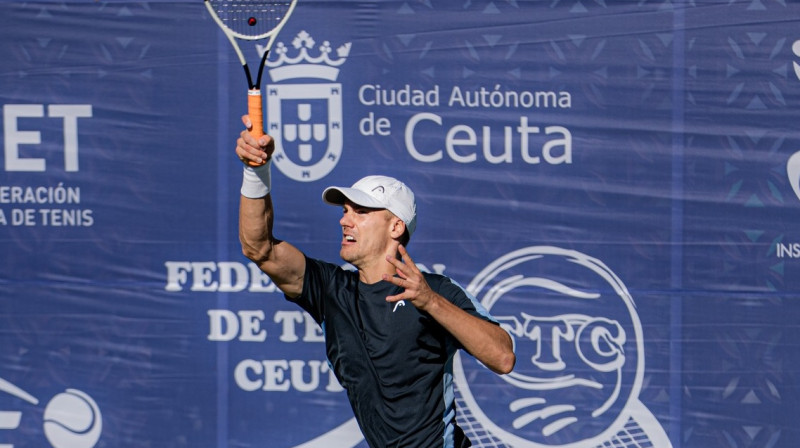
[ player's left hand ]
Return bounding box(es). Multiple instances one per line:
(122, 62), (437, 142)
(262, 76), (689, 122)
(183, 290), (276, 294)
(383, 245), (438, 311)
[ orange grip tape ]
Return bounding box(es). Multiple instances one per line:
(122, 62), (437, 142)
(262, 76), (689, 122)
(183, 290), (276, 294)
(247, 90), (266, 167)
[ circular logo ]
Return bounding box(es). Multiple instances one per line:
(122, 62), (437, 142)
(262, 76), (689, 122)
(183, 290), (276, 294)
(793, 40), (800, 81)
(43, 388), (102, 448)
(455, 246), (644, 448)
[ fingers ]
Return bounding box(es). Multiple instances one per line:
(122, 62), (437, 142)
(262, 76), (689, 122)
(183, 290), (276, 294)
(381, 272), (405, 286)
(236, 133), (266, 165)
(382, 275), (408, 304)
(382, 246), (437, 310)
(236, 115), (274, 165)
(385, 245), (422, 280)
(383, 246), (422, 288)
(385, 254), (407, 279)
(382, 265), (410, 293)
(393, 245), (419, 276)
(385, 292), (404, 303)
(397, 244), (414, 266)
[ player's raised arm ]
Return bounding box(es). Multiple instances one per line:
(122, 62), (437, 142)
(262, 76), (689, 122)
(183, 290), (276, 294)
(237, 115), (306, 298)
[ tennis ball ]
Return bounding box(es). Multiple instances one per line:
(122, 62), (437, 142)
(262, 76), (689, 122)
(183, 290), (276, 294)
(248, 17), (257, 26)
(43, 389), (102, 448)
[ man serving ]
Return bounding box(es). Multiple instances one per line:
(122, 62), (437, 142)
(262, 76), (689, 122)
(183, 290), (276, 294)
(235, 116), (515, 448)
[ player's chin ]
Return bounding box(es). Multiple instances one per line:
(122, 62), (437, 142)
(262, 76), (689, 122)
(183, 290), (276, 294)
(339, 245), (360, 263)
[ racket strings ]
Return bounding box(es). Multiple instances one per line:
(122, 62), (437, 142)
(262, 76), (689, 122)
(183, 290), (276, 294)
(209, 0), (291, 36)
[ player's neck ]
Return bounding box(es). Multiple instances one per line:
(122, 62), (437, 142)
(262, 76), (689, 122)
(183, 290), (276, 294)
(357, 257), (396, 285)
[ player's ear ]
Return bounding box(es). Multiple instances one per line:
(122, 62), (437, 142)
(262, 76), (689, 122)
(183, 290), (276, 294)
(389, 216), (406, 240)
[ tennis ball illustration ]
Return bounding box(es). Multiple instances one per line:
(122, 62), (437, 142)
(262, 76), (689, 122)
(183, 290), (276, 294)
(43, 389), (102, 448)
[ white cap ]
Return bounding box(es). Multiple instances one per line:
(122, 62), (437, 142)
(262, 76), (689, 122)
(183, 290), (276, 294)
(322, 175), (417, 237)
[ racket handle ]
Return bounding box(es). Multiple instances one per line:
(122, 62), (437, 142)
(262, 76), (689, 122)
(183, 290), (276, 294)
(247, 89), (266, 167)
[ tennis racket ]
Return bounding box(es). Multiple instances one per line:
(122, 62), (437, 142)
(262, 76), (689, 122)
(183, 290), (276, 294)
(204, 0), (298, 166)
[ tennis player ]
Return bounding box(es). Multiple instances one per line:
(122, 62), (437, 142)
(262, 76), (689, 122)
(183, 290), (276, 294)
(235, 116), (515, 448)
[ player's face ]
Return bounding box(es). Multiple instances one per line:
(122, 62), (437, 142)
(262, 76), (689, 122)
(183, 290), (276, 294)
(338, 201), (395, 269)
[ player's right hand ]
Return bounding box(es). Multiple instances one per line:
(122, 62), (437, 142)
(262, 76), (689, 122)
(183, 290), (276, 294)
(236, 115), (274, 166)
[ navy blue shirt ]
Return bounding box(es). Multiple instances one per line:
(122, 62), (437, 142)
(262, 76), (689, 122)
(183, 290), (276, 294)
(287, 256), (497, 448)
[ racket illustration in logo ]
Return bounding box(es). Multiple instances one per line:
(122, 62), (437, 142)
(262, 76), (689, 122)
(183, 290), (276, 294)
(787, 150), (800, 202)
(1, 377), (102, 448)
(793, 39), (800, 81)
(265, 32), (350, 182)
(454, 246), (671, 448)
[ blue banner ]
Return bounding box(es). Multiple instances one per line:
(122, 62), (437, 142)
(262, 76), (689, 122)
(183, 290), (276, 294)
(1, 1), (799, 447)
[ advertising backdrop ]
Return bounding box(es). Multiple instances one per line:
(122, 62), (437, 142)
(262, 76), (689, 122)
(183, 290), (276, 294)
(1, 0), (800, 447)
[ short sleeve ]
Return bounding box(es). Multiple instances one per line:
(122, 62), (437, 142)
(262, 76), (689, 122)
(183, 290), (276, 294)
(285, 256), (339, 325)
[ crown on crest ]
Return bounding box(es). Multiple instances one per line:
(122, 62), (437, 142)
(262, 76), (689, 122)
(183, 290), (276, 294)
(261, 31), (351, 82)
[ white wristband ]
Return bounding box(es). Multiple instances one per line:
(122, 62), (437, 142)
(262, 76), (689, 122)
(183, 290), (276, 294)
(241, 160), (272, 198)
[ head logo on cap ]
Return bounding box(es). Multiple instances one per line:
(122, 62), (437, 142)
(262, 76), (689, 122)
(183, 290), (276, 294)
(322, 175), (417, 236)
(371, 186), (386, 201)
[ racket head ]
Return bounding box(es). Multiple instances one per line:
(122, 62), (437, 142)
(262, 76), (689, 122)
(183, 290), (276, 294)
(204, 0), (298, 41)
